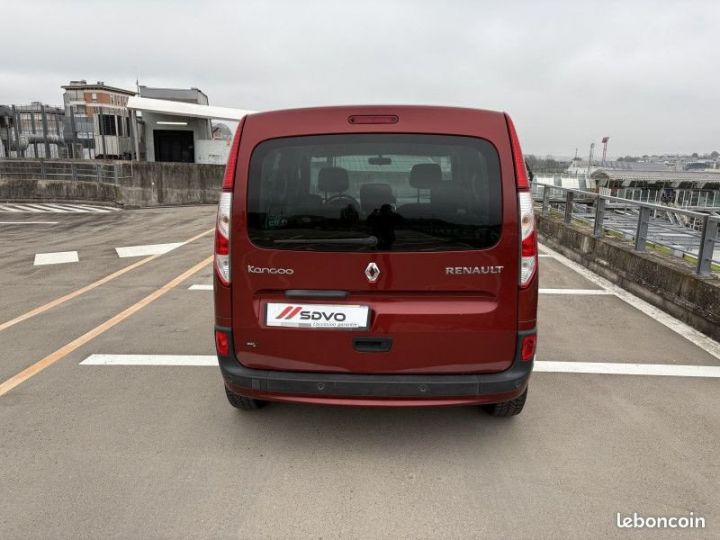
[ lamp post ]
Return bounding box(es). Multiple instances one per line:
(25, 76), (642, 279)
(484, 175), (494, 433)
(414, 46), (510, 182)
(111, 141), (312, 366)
(601, 136), (610, 165)
(586, 142), (595, 176)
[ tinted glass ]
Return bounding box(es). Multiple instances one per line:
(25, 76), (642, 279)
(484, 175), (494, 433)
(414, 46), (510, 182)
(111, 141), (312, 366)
(247, 134), (502, 252)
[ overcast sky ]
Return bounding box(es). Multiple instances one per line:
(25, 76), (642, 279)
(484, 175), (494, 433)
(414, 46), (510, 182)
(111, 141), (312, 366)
(3, 0), (718, 157)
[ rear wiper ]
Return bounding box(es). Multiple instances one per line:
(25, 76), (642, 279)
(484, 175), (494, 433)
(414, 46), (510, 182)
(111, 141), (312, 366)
(274, 236), (378, 246)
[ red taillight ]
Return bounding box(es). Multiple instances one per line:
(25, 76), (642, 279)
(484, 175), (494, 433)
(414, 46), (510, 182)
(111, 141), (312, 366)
(522, 230), (537, 257)
(521, 335), (537, 361)
(508, 112), (537, 287)
(518, 191), (537, 287)
(222, 123), (242, 189)
(215, 230), (229, 255)
(215, 330), (229, 356)
(215, 192), (232, 285)
(505, 113), (529, 190)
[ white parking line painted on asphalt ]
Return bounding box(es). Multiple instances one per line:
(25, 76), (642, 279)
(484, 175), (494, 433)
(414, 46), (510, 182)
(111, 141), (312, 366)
(71, 205), (112, 213)
(539, 288), (613, 295)
(189, 284), (213, 290)
(541, 244), (720, 360)
(535, 361), (720, 378)
(5, 204), (33, 212)
(8, 204), (43, 213)
(115, 242), (184, 258)
(0, 202), (118, 214)
(57, 203), (95, 213)
(0, 203), (45, 214)
(0, 221), (58, 225)
(25, 204), (62, 213)
(52, 203), (111, 213)
(86, 204), (120, 212)
(80, 355), (720, 378)
(33, 251), (79, 266)
(37, 203), (72, 213)
(81, 354), (217, 366)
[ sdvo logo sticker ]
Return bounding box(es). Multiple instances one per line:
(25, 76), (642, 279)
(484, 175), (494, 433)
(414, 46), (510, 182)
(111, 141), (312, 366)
(266, 303), (370, 329)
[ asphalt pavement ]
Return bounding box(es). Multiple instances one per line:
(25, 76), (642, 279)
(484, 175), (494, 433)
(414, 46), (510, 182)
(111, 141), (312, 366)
(0, 206), (718, 539)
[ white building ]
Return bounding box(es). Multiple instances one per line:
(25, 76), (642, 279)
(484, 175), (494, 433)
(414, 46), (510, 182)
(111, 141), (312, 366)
(135, 86), (233, 164)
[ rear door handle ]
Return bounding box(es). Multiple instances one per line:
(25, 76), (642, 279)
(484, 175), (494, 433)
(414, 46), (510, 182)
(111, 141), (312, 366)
(353, 337), (392, 353)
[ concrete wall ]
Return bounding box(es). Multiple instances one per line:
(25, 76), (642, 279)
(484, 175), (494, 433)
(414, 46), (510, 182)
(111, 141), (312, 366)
(0, 159), (223, 207)
(116, 162), (223, 206)
(0, 177), (119, 203)
(537, 214), (720, 341)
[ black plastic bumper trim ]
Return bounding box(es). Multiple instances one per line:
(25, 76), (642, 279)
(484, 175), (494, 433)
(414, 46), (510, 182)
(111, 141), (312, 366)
(215, 325), (534, 398)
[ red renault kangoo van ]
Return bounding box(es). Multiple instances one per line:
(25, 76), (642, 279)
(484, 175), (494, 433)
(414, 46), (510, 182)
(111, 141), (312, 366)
(214, 106), (538, 416)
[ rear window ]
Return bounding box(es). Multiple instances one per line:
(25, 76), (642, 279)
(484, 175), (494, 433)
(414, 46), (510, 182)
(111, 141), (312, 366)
(247, 134), (502, 252)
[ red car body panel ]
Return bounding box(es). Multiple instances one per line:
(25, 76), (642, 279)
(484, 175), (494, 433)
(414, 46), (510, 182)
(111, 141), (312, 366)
(214, 105), (537, 405)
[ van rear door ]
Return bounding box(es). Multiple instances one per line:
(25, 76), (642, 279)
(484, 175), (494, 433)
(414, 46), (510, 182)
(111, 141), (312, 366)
(231, 108), (519, 374)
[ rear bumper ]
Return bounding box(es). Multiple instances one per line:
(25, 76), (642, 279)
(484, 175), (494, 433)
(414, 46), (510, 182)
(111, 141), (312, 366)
(216, 326), (534, 406)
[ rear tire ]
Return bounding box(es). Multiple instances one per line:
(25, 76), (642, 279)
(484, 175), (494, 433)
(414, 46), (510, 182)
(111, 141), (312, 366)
(225, 386), (267, 411)
(483, 388), (527, 417)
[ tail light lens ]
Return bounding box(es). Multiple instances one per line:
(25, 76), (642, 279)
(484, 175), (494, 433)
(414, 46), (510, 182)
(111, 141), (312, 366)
(215, 329), (229, 356)
(215, 191), (232, 285)
(519, 191), (537, 287)
(216, 121), (242, 284)
(506, 113), (538, 288)
(521, 334), (537, 361)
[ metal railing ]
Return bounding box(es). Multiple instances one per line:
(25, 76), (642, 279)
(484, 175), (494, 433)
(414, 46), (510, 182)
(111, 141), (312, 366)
(535, 184), (720, 276)
(619, 188), (720, 208)
(0, 159), (131, 184)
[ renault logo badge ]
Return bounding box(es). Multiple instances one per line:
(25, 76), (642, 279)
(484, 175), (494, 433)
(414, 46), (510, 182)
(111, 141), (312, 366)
(365, 262), (380, 283)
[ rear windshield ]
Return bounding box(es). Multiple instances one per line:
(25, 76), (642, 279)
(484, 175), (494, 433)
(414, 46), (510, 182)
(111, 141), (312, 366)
(247, 134), (502, 252)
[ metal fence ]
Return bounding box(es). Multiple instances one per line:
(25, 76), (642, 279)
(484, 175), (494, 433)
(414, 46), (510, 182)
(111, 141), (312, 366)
(0, 159), (131, 184)
(534, 184), (720, 276)
(620, 188), (720, 208)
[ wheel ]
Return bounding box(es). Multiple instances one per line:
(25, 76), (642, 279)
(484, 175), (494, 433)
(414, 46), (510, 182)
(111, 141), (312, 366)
(224, 386), (267, 411)
(483, 388), (527, 417)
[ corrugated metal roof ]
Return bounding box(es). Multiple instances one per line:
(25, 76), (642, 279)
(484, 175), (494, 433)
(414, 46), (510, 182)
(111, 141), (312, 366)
(591, 169), (720, 182)
(572, 161), (671, 172)
(604, 161), (673, 172)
